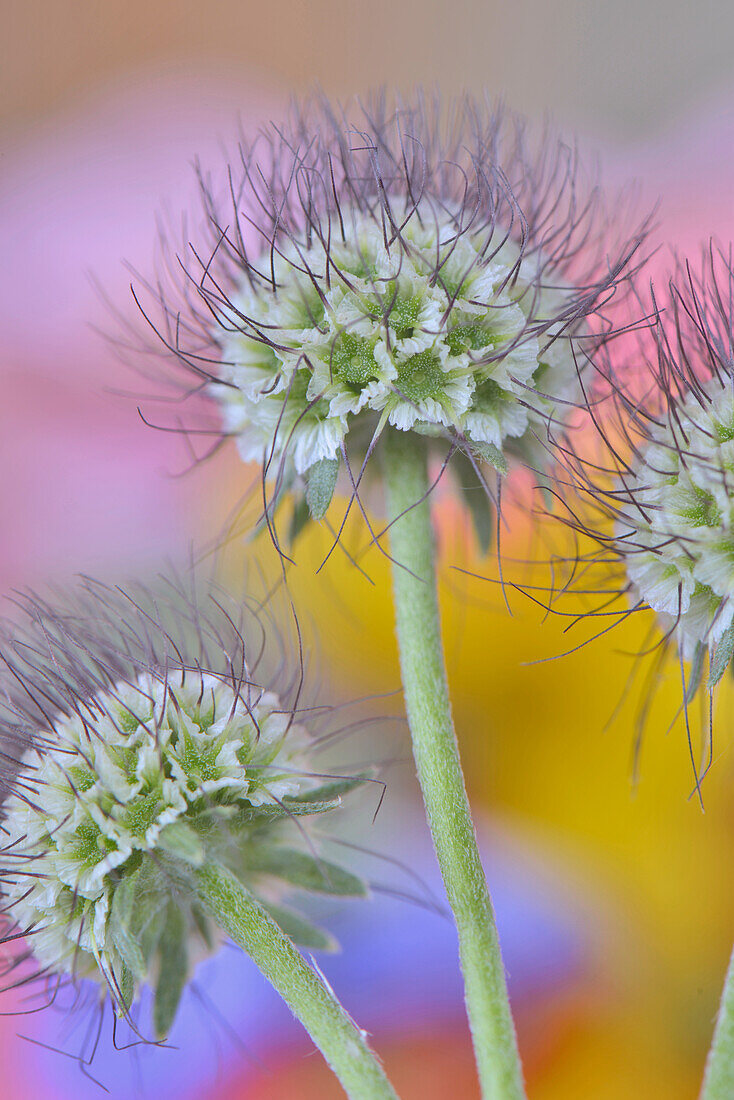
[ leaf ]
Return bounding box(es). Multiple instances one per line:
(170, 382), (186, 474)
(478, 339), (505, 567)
(685, 640), (706, 702)
(157, 821), (205, 867)
(306, 458), (339, 520)
(286, 774), (370, 805)
(260, 901), (338, 952)
(108, 873), (147, 980)
(153, 904), (188, 1040)
(410, 421), (444, 437)
(249, 471), (295, 542)
(288, 494), (311, 546)
(453, 450), (494, 554)
(190, 903), (216, 951)
(710, 625), (734, 688)
(128, 863), (170, 965)
(469, 440), (508, 476)
(245, 846), (368, 897)
(113, 961), (135, 1018)
(229, 799), (343, 829)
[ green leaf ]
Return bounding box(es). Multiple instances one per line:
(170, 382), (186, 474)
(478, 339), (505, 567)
(108, 873), (147, 980)
(686, 640), (706, 701)
(286, 774), (369, 804)
(469, 440), (508, 476)
(245, 846), (368, 897)
(113, 961), (135, 1017)
(260, 901), (338, 952)
(157, 821), (206, 867)
(129, 863), (169, 965)
(453, 450), (494, 554)
(410, 421), (444, 437)
(306, 458), (339, 520)
(229, 799), (343, 829)
(153, 904), (188, 1039)
(249, 470), (295, 542)
(710, 625), (734, 688)
(288, 494), (311, 546)
(190, 903), (216, 951)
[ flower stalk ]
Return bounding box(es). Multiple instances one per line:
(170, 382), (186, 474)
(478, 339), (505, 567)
(195, 862), (399, 1100)
(701, 944), (734, 1100)
(382, 428), (525, 1100)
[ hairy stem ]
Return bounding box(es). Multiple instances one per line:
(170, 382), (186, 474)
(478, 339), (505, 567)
(195, 862), (399, 1100)
(701, 944), (734, 1100)
(382, 428), (525, 1100)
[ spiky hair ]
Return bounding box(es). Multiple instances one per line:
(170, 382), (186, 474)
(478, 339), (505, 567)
(542, 245), (734, 790)
(0, 575), (369, 1044)
(129, 92), (648, 552)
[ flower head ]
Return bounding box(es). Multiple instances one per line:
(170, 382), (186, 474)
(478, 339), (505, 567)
(620, 375), (734, 665)
(216, 206), (574, 474)
(140, 94), (645, 540)
(554, 247), (734, 691)
(0, 578), (367, 1039)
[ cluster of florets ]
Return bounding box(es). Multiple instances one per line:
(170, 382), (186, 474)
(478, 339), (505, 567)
(555, 251), (734, 684)
(619, 375), (734, 664)
(216, 206), (580, 487)
(141, 95), (642, 527)
(0, 582), (366, 1039)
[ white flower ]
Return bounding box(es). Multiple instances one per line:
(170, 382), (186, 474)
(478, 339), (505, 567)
(210, 206), (583, 480)
(1, 670), (312, 999)
(617, 376), (734, 658)
(0, 580), (369, 1040)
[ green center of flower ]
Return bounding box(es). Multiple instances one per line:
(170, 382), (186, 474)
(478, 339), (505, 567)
(446, 323), (494, 356)
(329, 332), (380, 386)
(714, 417), (734, 443)
(389, 290), (423, 339)
(396, 350), (445, 402)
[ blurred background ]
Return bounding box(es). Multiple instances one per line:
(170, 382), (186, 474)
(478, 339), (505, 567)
(3, 2), (734, 1097)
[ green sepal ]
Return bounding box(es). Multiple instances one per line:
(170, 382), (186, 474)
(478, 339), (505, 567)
(250, 470), (295, 542)
(245, 845), (368, 898)
(190, 902), (216, 952)
(131, 862), (170, 964)
(153, 903), (188, 1040)
(686, 640), (706, 702)
(260, 900), (338, 952)
(114, 961), (135, 1017)
(534, 470), (555, 510)
(710, 625), (734, 688)
(108, 871), (147, 980)
(228, 798), (344, 828)
(453, 450), (494, 554)
(286, 774), (369, 805)
(157, 821), (206, 867)
(306, 458), (339, 520)
(410, 421), (444, 437)
(288, 494), (311, 546)
(469, 440), (508, 476)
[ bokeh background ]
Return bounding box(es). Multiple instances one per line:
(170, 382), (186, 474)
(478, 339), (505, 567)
(3, 3), (734, 1097)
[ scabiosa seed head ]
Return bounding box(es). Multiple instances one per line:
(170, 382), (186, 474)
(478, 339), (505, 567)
(620, 374), (734, 666)
(0, 578), (367, 1039)
(555, 247), (734, 693)
(139, 93), (646, 539)
(216, 207), (572, 473)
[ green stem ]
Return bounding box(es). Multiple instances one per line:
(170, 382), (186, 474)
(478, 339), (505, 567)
(701, 944), (734, 1099)
(195, 862), (399, 1100)
(382, 428), (525, 1100)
